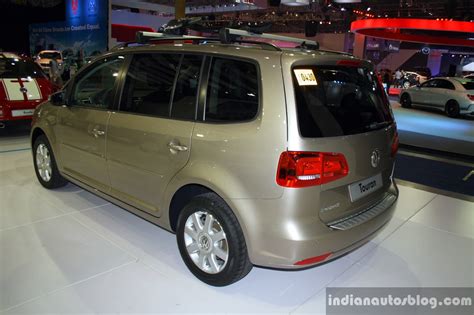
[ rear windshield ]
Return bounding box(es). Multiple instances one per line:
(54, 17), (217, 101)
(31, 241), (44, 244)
(39, 52), (61, 60)
(293, 66), (393, 138)
(0, 58), (46, 78)
(461, 81), (474, 90)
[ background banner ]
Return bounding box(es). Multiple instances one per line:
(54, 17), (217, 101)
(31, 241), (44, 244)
(29, 0), (108, 64)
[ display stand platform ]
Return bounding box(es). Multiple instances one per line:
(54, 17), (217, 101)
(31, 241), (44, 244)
(391, 101), (474, 157)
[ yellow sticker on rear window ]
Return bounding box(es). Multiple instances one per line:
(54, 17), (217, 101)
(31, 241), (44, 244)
(294, 69), (318, 86)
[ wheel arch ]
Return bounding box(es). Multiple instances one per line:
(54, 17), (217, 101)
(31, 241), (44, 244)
(31, 127), (46, 147)
(168, 183), (217, 232)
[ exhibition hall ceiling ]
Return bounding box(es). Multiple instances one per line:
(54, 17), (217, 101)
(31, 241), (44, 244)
(145, 0), (474, 20)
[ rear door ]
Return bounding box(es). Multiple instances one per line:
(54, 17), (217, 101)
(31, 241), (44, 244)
(284, 56), (398, 224)
(433, 79), (456, 108)
(106, 53), (203, 215)
(57, 55), (125, 191)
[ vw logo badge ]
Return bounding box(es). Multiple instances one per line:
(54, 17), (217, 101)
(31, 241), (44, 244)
(371, 149), (381, 168)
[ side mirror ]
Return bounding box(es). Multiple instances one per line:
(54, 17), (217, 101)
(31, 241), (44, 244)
(50, 91), (66, 106)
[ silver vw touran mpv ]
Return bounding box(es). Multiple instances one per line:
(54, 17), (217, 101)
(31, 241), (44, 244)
(31, 31), (399, 286)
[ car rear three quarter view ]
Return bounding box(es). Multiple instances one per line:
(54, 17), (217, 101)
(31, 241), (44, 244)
(30, 29), (399, 286)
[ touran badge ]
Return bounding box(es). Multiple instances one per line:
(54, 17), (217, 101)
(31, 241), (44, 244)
(371, 149), (381, 168)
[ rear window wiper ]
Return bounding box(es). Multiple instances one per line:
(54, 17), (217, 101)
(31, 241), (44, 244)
(364, 121), (392, 131)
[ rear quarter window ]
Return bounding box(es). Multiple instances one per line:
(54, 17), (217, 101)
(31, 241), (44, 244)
(461, 81), (474, 90)
(205, 58), (259, 122)
(293, 66), (393, 138)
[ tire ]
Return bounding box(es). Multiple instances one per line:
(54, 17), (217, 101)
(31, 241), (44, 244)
(400, 93), (412, 108)
(445, 100), (460, 118)
(33, 134), (68, 189)
(176, 193), (252, 286)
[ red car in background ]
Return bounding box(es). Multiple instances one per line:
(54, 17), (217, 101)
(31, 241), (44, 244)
(0, 52), (54, 128)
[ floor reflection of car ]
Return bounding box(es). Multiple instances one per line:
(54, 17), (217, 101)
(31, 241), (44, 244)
(401, 71), (428, 89)
(400, 77), (474, 118)
(36, 50), (64, 75)
(0, 52), (53, 128)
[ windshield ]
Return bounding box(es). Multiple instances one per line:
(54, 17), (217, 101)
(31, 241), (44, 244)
(293, 65), (394, 138)
(39, 52), (61, 60)
(0, 58), (47, 78)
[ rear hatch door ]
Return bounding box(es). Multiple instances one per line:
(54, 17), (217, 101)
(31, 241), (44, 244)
(282, 53), (398, 224)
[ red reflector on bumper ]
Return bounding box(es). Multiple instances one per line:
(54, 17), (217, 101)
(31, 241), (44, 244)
(294, 252), (333, 266)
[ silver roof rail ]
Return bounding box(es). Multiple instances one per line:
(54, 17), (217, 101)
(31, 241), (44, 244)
(136, 31), (205, 43)
(219, 28), (319, 49)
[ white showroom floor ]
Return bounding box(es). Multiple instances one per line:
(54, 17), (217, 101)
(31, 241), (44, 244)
(1, 135), (473, 314)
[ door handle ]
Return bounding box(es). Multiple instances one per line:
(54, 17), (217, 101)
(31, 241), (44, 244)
(168, 141), (188, 154)
(91, 128), (105, 138)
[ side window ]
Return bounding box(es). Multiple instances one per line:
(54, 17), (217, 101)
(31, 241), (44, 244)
(205, 58), (259, 122)
(170, 55), (204, 120)
(421, 80), (434, 88)
(120, 53), (180, 117)
(70, 56), (124, 109)
(438, 80), (455, 90)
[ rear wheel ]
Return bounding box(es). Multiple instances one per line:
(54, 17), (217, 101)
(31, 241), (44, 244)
(33, 135), (67, 189)
(176, 193), (252, 286)
(445, 100), (460, 118)
(400, 93), (412, 108)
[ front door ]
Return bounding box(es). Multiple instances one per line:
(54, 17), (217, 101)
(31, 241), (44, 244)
(106, 53), (204, 215)
(57, 55), (125, 191)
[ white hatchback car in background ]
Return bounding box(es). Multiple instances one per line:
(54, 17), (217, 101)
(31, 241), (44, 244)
(400, 77), (474, 118)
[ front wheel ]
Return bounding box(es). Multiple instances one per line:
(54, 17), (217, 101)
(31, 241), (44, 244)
(176, 193), (252, 286)
(445, 100), (460, 118)
(33, 134), (67, 189)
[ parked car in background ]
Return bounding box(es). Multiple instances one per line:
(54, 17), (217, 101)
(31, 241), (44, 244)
(30, 30), (399, 286)
(401, 71), (428, 89)
(0, 52), (54, 128)
(36, 50), (64, 75)
(400, 77), (474, 118)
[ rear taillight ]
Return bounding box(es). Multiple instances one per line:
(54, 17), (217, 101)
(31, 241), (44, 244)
(467, 94), (474, 101)
(0, 105), (3, 117)
(277, 151), (349, 188)
(391, 132), (399, 157)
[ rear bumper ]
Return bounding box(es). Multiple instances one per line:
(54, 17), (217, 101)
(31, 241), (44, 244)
(229, 179), (398, 269)
(0, 119), (32, 129)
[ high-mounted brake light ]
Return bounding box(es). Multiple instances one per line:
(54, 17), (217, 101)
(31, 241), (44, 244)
(337, 59), (362, 67)
(277, 151), (349, 188)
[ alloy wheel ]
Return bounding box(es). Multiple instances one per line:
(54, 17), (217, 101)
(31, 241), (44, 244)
(183, 211), (229, 274)
(36, 143), (52, 182)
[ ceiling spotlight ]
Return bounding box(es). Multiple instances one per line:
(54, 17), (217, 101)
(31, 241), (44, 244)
(341, 7), (346, 11)
(367, 7), (371, 11)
